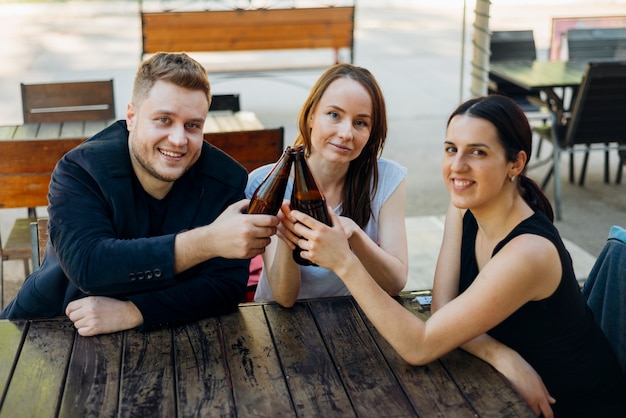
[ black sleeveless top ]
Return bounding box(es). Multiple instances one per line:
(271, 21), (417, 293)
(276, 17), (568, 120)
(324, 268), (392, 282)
(460, 211), (626, 416)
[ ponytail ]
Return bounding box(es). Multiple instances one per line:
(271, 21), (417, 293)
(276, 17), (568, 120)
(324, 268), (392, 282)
(519, 175), (554, 222)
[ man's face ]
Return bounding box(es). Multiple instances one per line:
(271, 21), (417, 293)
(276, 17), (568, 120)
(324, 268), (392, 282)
(126, 80), (209, 199)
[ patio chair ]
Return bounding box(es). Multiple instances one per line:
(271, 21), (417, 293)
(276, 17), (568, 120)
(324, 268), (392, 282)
(488, 30), (548, 116)
(581, 225), (626, 380)
(532, 60), (626, 220)
(567, 28), (626, 61)
(209, 94), (241, 112)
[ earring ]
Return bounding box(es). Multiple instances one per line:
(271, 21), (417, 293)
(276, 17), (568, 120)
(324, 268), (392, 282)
(510, 175), (516, 183)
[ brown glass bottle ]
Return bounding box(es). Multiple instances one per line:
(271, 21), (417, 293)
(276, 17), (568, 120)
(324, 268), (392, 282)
(290, 145), (332, 266)
(247, 147), (295, 215)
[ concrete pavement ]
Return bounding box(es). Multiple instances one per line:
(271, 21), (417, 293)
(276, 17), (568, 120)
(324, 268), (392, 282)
(1, 0), (625, 299)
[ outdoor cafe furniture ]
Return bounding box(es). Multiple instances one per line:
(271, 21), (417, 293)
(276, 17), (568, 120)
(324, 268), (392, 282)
(490, 60), (626, 220)
(0, 294), (534, 417)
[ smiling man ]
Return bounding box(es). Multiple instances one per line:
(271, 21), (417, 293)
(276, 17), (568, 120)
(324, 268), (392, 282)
(1, 53), (279, 336)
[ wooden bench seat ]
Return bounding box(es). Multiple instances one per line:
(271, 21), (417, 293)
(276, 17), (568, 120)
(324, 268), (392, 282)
(140, 6), (355, 68)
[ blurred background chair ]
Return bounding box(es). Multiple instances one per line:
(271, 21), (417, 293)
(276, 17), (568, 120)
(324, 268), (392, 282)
(582, 225), (626, 380)
(209, 94), (240, 112)
(488, 30), (548, 117)
(566, 27), (626, 61)
(533, 60), (626, 220)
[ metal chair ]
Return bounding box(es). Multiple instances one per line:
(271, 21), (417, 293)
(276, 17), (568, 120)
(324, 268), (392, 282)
(532, 61), (626, 220)
(488, 30), (548, 116)
(567, 28), (626, 61)
(209, 94), (240, 112)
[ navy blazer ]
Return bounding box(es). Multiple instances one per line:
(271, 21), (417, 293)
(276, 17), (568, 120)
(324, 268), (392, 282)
(2, 120), (250, 330)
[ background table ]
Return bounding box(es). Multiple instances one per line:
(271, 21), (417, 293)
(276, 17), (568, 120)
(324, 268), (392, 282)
(489, 60), (587, 121)
(0, 294), (533, 417)
(0, 111), (264, 142)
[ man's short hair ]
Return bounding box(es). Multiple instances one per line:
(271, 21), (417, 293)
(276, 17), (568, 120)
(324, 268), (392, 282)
(132, 52), (211, 107)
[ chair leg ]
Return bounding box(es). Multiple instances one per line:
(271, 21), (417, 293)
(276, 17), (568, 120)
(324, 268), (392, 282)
(579, 146), (590, 186)
(553, 143), (563, 221)
(604, 144), (610, 184)
(568, 149), (575, 183)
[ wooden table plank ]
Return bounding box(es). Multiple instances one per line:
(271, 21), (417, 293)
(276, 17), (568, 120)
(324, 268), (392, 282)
(220, 305), (294, 416)
(174, 318), (235, 417)
(59, 121), (85, 139)
(310, 297), (417, 417)
(120, 328), (176, 418)
(362, 296), (479, 417)
(36, 122), (62, 140)
(396, 294), (534, 417)
(84, 119), (114, 138)
(0, 320), (27, 397)
(204, 114), (223, 133)
(0, 125), (17, 140)
(211, 111), (243, 132)
(264, 303), (356, 417)
(440, 350), (535, 417)
(11, 123), (39, 140)
(234, 111), (265, 131)
(59, 332), (123, 418)
(0, 319), (74, 418)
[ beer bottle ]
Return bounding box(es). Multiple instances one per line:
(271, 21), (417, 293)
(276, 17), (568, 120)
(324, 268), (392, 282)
(247, 147), (295, 215)
(290, 145), (332, 266)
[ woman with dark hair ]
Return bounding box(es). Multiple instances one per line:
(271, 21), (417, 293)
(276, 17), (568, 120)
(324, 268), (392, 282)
(245, 63), (408, 307)
(285, 95), (626, 417)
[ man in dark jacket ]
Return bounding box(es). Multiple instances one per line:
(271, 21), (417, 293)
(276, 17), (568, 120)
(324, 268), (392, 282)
(1, 52), (278, 336)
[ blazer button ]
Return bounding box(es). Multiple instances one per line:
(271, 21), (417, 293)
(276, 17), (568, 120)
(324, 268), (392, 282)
(145, 271), (153, 280)
(129, 273), (136, 281)
(137, 272), (145, 280)
(154, 269), (162, 278)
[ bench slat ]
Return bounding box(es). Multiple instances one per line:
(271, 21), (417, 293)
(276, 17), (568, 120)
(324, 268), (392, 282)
(141, 7), (354, 64)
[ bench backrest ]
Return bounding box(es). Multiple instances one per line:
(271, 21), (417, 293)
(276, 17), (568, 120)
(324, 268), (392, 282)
(140, 7), (354, 62)
(204, 128), (284, 172)
(0, 138), (84, 209)
(21, 80), (115, 124)
(567, 28), (626, 60)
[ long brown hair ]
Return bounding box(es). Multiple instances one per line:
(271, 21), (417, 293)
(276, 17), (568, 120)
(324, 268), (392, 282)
(294, 64), (388, 228)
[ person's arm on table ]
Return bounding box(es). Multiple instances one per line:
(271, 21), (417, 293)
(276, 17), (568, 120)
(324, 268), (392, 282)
(340, 179), (408, 296)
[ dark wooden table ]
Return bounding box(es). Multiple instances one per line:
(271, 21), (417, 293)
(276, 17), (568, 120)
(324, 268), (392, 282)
(0, 294), (533, 417)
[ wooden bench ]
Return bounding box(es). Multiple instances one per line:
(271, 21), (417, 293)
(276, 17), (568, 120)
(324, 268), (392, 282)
(140, 5), (355, 68)
(0, 137), (85, 307)
(204, 127), (284, 172)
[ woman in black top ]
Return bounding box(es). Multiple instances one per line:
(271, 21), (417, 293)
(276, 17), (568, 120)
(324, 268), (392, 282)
(285, 95), (626, 417)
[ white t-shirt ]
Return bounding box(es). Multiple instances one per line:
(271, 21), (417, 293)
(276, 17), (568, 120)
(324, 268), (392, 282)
(245, 158), (407, 302)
